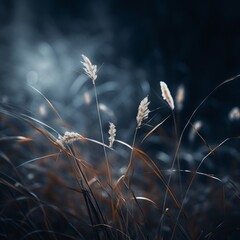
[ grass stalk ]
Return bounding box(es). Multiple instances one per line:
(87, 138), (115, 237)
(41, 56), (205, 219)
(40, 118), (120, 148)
(93, 82), (112, 186)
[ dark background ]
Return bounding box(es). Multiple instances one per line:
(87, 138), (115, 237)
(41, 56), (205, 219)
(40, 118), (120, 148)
(0, 1), (240, 239)
(1, 0), (240, 141)
(1, 0), (240, 157)
(1, 0), (240, 104)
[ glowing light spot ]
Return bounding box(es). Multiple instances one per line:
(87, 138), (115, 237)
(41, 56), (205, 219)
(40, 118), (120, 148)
(39, 104), (47, 116)
(229, 107), (240, 120)
(84, 91), (91, 105)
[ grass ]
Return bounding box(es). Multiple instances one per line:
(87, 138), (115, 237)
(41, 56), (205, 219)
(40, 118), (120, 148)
(0, 56), (240, 239)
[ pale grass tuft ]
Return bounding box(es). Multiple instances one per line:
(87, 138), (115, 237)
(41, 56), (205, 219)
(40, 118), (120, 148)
(57, 131), (83, 147)
(84, 91), (91, 105)
(160, 81), (175, 110)
(175, 84), (185, 111)
(99, 103), (108, 112)
(99, 103), (114, 117)
(229, 107), (240, 120)
(108, 122), (116, 148)
(189, 120), (202, 141)
(39, 104), (47, 116)
(81, 54), (97, 83)
(0, 136), (32, 143)
(136, 96), (150, 128)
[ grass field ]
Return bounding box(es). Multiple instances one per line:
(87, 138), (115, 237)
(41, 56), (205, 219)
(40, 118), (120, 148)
(0, 55), (240, 239)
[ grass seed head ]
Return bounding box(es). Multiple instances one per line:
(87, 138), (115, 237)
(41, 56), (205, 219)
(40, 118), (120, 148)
(189, 120), (202, 141)
(108, 122), (116, 148)
(175, 84), (185, 111)
(229, 106), (240, 120)
(57, 131), (83, 147)
(81, 54), (97, 83)
(136, 96), (150, 128)
(160, 81), (175, 110)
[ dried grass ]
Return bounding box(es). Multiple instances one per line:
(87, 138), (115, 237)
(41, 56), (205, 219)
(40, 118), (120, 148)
(175, 84), (185, 111)
(189, 120), (202, 141)
(108, 122), (116, 148)
(81, 54), (97, 84)
(160, 81), (174, 110)
(1, 57), (240, 240)
(229, 106), (240, 120)
(136, 96), (150, 128)
(57, 131), (83, 146)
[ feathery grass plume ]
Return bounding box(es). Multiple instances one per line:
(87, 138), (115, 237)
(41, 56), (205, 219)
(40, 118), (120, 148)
(81, 54), (97, 84)
(229, 106), (240, 120)
(81, 53), (111, 184)
(160, 81), (175, 110)
(108, 122), (116, 148)
(57, 131), (83, 147)
(136, 96), (150, 128)
(189, 120), (202, 141)
(175, 84), (185, 111)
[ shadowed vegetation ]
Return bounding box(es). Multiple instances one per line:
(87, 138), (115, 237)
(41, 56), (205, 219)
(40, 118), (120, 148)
(0, 58), (240, 239)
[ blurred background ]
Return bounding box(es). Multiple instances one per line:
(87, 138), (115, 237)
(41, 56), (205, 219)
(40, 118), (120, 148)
(0, 0), (240, 137)
(1, 0), (240, 136)
(0, 0), (240, 239)
(1, 0), (240, 104)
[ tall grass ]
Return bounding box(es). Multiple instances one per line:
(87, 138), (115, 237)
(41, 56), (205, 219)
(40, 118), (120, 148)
(0, 56), (240, 240)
